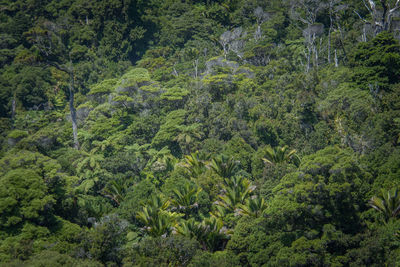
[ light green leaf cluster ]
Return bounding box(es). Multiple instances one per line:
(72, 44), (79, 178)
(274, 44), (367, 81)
(88, 78), (118, 95)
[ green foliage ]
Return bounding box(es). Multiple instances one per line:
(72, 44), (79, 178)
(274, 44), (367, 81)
(160, 86), (189, 101)
(175, 123), (204, 154)
(125, 235), (199, 267)
(136, 195), (183, 237)
(223, 136), (255, 173)
(170, 182), (202, 216)
(214, 176), (255, 216)
(268, 146), (371, 235)
(189, 250), (238, 267)
(371, 148), (400, 191)
(237, 196), (268, 218)
(115, 68), (151, 90)
(73, 150), (111, 195)
(151, 109), (186, 154)
(176, 217), (230, 252)
(253, 117), (279, 146)
(1, 1), (400, 265)
(88, 78), (118, 96)
(0, 66), (53, 113)
(101, 179), (126, 207)
(118, 179), (156, 224)
(347, 220), (400, 266)
(6, 129), (28, 139)
(203, 73), (236, 101)
(209, 155), (239, 179)
(226, 216), (271, 266)
(0, 169), (55, 229)
(82, 214), (127, 265)
(350, 31), (400, 90)
(180, 151), (210, 179)
(262, 145), (300, 167)
(369, 188), (400, 223)
(0, 150), (68, 231)
(6, 250), (102, 267)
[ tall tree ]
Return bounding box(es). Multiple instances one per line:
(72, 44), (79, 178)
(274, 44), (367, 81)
(290, 0), (327, 71)
(26, 20), (80, 149)
(362, 0), (400, 35)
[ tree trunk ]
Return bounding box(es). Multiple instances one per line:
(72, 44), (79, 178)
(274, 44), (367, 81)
(334, 49), (338, 67)
(328, 3), (334, 64)
(365, 0), (400, 36)
(305, 46), (311, 73)
(11, 94), (16, 120)
(337, 25), (348, 62)
(328, 28), (331, 64)
(69, 73), (79, 150)
(193, 59), (198, 78)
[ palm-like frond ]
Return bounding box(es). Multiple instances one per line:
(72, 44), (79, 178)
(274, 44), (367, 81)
(101, 180), (126, 206)
(369, 188), (400, 222)
(171, 182), (202, 212)
(210, 205), (228, 218)
(77, 195), (111, 220)
(209, 155), (238, 178)
(176, 217), (230, 251)
(136, 195), (183, 237)
(175, 124), (202, 144)
(176, 218), (205, 240)
(237, 196), (267, 218)
(75, 152), (104, 174)
(262, 146), (300, 167)
(163, 155), (178, 172)
(215, 176), (255, 214)
(175, 124), (203, 154)
(200, 216), (231, 251)
(180, 151), (209, 178)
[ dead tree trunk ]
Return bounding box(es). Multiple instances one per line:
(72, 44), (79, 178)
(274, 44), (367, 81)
(27, 20), (80, 150)
(11, 94), (16, 120)
(68, 71), (79, 150)
(290, 0), (326, 71)
(363, 0), (400, 35)
(49, 61), (80, 150)
(334, 49), (339, 67)
(328, 28), (332, 64)
(193, 59), (199, 79)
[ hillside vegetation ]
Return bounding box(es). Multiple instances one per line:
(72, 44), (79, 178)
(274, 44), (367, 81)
(1, 0), (400, 266)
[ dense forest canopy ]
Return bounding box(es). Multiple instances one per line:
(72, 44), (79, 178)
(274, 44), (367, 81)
(1, 0), (400, 266)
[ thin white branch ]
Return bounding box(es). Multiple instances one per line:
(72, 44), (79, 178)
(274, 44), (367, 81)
(389, 0), (400, 13)
(354, 9), (369, 22)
